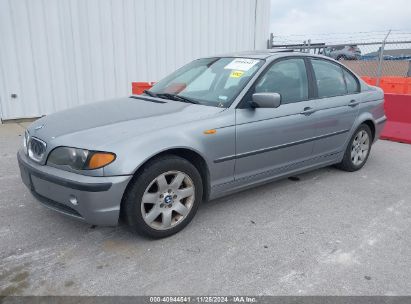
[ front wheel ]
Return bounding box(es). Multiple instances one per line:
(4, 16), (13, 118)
(123, 156), (203, 238)
(337, 124), (372, 172)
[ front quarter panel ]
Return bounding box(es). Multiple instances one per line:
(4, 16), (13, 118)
(103, 109), (236, 189)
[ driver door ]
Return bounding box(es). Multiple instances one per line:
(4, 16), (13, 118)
(235, 58), (318, 181)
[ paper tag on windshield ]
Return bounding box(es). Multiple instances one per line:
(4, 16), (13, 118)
(224, 58), (259, 71)
(229, 70), (244, 78)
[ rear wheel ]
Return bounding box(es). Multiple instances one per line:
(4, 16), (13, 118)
(337, 124), (372, 172)
(123, 156), (203, 238)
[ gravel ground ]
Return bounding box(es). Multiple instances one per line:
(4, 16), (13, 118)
(1, 122), (410, 296)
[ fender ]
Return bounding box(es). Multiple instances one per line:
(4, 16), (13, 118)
(103, 110), (237, 188)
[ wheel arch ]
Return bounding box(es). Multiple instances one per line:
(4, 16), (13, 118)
(352, 111), (377, 143)
(361, 119), (376, 142)
(120, 147), (211, 217)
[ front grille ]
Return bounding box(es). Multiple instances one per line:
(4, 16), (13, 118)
(28, 137), (47, 162)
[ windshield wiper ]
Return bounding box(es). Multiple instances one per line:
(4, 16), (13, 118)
(143, 90), (158, 98)
(156, 93), (199, 104)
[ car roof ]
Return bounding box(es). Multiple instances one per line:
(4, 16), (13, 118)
(212, 50), (327, 60)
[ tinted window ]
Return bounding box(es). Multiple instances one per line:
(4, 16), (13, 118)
(254, 58), (308, 104)
(343, 69), (359, 93)
(312, 59), (346, 98)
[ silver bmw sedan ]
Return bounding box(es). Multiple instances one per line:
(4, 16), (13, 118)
(18, 51), (386, 238)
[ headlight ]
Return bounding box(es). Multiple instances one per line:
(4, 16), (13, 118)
(47, 147), (116, 170)
(23, 130), (29, 154)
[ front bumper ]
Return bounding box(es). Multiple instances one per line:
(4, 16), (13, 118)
(17, 150), (132, 226)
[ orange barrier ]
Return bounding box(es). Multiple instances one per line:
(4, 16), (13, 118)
(361, 77), (411, 94)
(380, 93), (411, 144)
(131, 82), (155, 95)
(361, 76), (377, 86)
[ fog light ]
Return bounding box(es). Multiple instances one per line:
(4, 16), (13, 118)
(69, 195), (78, 206)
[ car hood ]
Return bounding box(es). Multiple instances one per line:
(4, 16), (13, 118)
(28, 96), (225, 147)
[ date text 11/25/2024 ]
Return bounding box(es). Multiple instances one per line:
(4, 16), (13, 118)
(149, 296), (257, 303)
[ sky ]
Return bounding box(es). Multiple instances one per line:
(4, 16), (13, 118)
(270, 0), (411, 45)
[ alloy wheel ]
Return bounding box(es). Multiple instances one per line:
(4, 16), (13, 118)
(140, 170), (195, 230)
(351, 130), (370, 166)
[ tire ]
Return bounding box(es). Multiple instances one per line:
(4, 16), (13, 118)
(336, 124), (372, 172)
(123, 155), (203, 238)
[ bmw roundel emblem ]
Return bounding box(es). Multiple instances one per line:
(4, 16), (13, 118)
(164, 195), (173, 205)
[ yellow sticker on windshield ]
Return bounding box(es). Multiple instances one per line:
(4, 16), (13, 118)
(230, 70), (244, 78)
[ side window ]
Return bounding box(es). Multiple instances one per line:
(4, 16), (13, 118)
(311, 59), (347, 98)
(343, 69), (359, 94)
(254, 58), (308, 104)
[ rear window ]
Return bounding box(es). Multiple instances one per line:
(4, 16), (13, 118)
(311, 59), (346, 98)
(343, 69), (360, 93)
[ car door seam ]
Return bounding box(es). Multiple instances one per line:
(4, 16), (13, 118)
(214, 129), (349, 163)
(212, 150), (342, 189)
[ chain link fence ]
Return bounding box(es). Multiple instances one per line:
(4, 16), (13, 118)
(268, 30), (411, 87)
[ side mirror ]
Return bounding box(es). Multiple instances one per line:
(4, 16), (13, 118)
(251, 93), (281, 108)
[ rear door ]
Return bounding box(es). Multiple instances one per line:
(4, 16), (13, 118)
(234, 57), (318, 181)
(309, 58), (360, 158)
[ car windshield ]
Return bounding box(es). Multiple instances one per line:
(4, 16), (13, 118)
(147, 57), (264, 107)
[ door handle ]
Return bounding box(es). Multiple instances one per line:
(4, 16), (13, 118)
(348, 99), (360, 107)
(300, 107), (316, 115)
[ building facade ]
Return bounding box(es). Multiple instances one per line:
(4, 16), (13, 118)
(0, 0), (270, 120)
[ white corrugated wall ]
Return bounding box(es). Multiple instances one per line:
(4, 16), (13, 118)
(0, 0), (270, 120)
